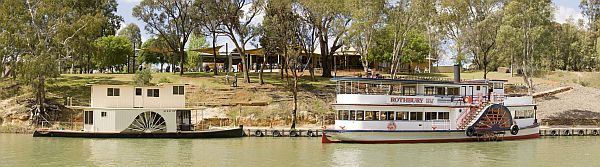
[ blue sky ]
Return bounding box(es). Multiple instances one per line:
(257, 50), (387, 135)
(116, 0), (586, 62)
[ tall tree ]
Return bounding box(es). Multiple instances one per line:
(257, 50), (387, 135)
(387, 0), (420, 79)
(186, 32), (209, 72)
(346, 0), (385, 76)
(138, 36), (170, 72)
(297, 0), (351, 78)
(133, 0), (201, 76)
(118, 23), (142, 73)
(499, 0), (553, 94)
(213, 0), (264, 83)
(93, 36), (133, 72)
(196, 0), (225, 75)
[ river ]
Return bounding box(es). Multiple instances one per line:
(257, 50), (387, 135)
(1, 134), (598, 167)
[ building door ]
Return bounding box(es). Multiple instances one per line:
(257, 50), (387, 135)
(176, 110), (192, 131)
(134, 88), (143, 108)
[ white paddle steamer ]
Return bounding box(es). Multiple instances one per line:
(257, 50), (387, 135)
(323, 68), (539, 143)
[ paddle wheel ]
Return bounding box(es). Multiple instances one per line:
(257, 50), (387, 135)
(464, 104), (514, 138)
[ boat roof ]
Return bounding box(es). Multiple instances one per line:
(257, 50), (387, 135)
(330, 78), (491, 85)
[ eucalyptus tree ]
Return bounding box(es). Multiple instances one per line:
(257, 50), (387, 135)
(138, 37), (170, 72)
(211, 0), (264, 83)
(346, 0), (385, 76)
(297, 0), (351, 78)
(186, 32), (209, 72)
(386, 0), (421, 79)
(133, 0), (201, 76)
(195, 0), (224, 75)
(499, 0), (553, 95)
(93, 35), (133, 72)
(117, 23), (142, 73)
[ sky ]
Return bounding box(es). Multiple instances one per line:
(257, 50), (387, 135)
(116, 0), (586, 64)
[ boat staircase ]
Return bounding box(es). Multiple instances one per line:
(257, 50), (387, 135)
(457, 101), (490, 130)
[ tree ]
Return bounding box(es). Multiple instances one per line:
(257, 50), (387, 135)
(118, 23), (142, 73)
(346, 0), (385, 76)
(93, 36), (133, 72)
(133, 0), (201, 76)
(213, 0), (264, 83)
(297, 0), (351, 78)
(499, 0), (553, 94)
(138, 37), (170, 72)
(387, 0), (421, 78)
(196, 0), (225, 75)
(186, 32), (209, 72)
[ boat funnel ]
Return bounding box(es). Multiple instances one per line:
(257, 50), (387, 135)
(454, 64), (461, 83)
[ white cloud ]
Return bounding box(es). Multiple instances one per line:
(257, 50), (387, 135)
(555, 4), (584, 24)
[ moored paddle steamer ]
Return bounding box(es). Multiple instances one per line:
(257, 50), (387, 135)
(323, 67), (539, 143)
(33, 84), (243, 138)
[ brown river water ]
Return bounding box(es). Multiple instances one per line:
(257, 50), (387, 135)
(1, 134), (599, 167)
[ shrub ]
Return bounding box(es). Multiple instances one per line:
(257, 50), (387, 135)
(133, 69), (153, 86)
(158, 77), (172, 84)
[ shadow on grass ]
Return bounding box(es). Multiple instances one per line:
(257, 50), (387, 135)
(47, 75), (131, 106)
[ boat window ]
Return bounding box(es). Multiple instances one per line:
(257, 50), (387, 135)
(380, 111), (394, 120)
(409, 112), (423, 121)
(436, 87), (445, 95)
(425, 112), (437, 120)
(135, 88), (142, 96)
(349, 110), (356, 120)
(147, 89), (160, 97)
(447, 87), (460, 96)
(365, 111), (379, 120)
(515, 110), (534, 119)
(438, 112), (450, 120)
(173, 86), (185, 95)
(356, 110), (364, 120)
(339, 110), (349, 120)
(493, 82), (504, 89)
(402, 86), (416, 96)
(476, 86), (481, 90)
(396, 112), (409, 120)
(101, 112), (107, 117)
(84, 111), (93, 125)
(107, 88), (120, 96)
(425, 87), (435, 95)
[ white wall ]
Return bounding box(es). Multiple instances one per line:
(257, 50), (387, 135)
(91, 84), (186, 108)
(87, 109), (177, 132)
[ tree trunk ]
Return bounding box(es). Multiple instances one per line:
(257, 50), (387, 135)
(290, 66), (298, 130)
(259, 55), (265, 85)
(319, 38), (332, 78)
(179, 49), (184, 76)
(212, 32), (218, 75)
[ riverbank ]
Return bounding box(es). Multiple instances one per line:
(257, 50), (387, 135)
(2, 70), (600, 132)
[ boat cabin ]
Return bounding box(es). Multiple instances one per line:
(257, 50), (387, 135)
(81, 84), (194, 133)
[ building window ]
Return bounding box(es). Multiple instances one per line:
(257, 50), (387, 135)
(425, 87), (435, 95)
(147, 89), (160, 97)
(447, 87), (460, 96)
(101, 112), (107, 117)
(84, 111), (93, 125)
(476, 86), (481, 90)
(107, 88), (120, 96)
(493, 82), (504, 89)
(136, 88), (142, 96)
(173, 86), (185, 95)
(402, 86), (416, 96)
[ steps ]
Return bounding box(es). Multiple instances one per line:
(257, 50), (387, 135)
(457, 102), (490, 130)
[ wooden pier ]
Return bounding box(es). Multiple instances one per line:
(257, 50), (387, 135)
(244, 129), (324, 137)
(540, 127), (600, 136)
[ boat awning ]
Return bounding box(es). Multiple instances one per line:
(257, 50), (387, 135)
(66, 106), (204, 110)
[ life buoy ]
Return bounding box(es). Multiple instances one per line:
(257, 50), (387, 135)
(272, 130), (281, 137)
(550, 130), (558, 136)
(563, 130), (570, 136)
(289, 130), (299, 137)
(387, 122), (397, 130)
(466, 126), (475, 137)
(307, 130), (316, 137)
(592, 130), (599, 136)
(464, 96), (472, 103)
(510, 125), (519, 135)
(254, 130), (264, 137)
(578, 130), (586, 136)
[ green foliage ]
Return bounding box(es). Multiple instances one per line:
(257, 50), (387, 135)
(133, 69), (153, 86)
(157, 77), (172, 84)
(93, 36), (133, 71)
(186, 32), (209, 71)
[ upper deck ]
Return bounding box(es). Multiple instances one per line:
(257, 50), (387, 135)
(90, 84), (187, 109)
(331, 78), (507, 107)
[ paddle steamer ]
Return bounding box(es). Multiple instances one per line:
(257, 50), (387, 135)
(323, 66), (539, 143)
(33, 84), (243, 138)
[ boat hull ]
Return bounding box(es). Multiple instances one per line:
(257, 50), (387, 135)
(33, 128), (244, 139)
(323, 126), (540, 144)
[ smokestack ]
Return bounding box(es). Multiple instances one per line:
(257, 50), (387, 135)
(454, 64), (461, 83)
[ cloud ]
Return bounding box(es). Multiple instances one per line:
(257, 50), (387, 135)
(554, 4), (584, 24)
